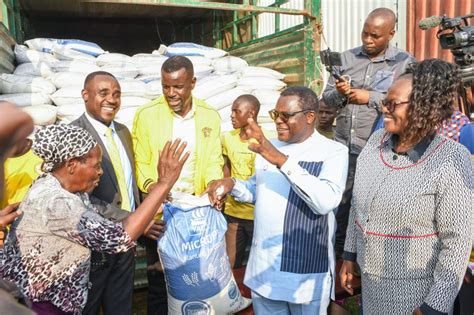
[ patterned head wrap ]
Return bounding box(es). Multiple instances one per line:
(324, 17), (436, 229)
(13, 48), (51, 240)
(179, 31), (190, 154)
(32, 123), (97, 172)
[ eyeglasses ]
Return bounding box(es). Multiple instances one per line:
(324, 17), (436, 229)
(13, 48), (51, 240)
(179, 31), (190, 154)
(380, 99), (409, 113)
(268, 109), (313, 122)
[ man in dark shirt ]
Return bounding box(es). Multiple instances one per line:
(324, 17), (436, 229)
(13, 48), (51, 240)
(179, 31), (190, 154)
(322, 7), (415, 257)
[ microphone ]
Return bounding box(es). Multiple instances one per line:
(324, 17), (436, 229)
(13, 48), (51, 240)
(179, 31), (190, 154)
(418, 16), (443, 30)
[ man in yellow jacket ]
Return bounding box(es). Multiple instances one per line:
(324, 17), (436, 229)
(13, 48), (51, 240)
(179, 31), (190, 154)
(132, 55), (223, 314)
(0, 138), (42, 209)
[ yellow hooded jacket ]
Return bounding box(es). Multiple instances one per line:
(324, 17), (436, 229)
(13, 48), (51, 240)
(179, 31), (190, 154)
(132, 96), (224, 194)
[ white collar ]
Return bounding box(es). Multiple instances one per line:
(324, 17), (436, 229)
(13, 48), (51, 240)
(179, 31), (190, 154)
(84, 111), (117, 136)
(172, 105), (195, 121)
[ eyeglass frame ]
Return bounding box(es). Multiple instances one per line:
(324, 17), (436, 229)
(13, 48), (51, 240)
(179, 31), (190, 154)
(380, 99), (410, 113)
(268, 109), (314, 122)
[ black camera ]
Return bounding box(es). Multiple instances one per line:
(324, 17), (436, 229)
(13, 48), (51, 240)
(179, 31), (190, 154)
(420, 14), (474, 83)
(421, 14), (474, 117)
(320, 49), (343, 81)
(440, 30), (474, 50)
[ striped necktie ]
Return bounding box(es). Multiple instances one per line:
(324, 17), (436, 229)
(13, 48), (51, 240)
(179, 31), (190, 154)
(105, 128), (131, 211)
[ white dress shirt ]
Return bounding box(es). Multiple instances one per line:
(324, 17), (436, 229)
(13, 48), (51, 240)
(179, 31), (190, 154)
(171, 107), (197, 194)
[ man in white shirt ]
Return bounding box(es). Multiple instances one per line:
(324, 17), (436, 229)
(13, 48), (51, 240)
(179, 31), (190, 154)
(208, 86), (349, 314)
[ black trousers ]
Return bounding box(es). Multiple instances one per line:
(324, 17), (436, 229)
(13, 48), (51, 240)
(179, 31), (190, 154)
(142, 237), (168, 315)
(454, 269), (474, 315)
(335, 153), (358, 258)
(82, 250), (135, 315)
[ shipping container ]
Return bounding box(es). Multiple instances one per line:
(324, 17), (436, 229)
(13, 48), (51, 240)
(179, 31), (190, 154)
(4, 0), (472, 304)
(3, 1), (472, 88)
(5, 0), (321, 91)
(6, 0), (320, 291)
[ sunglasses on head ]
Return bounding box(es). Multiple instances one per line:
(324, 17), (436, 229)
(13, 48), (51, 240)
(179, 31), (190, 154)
(268, 109), (313, 122)
(380, 99), (409, 113)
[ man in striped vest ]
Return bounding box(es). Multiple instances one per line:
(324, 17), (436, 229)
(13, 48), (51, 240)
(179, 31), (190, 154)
(208, 87), (349, 314)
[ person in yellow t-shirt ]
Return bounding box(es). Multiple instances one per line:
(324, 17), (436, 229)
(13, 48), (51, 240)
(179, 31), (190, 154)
(1, 138), (43, 209)
(0, 137), (42, 246)
(222, 94), (268, 269)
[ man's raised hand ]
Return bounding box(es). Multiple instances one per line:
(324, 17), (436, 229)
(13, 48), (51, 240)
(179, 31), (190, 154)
(246, 118), (287, 168)
(157, 139), (190, 188)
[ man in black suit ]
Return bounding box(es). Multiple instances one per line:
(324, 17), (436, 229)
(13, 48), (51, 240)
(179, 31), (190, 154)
(72, 71), (164, 315)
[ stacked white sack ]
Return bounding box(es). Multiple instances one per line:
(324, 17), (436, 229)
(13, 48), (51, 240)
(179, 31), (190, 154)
(14, 44), (59, 65)
(5, 45), (56, 108)
(0, 73), (55, 109)
(0, 74), (56, 95)
(50, 86), (84, 122)
(98, 53), (139, 79)
(50, 72), (88, 89)
(24, 38), (105, 57)
(9, 39), (287, 133)
(13, 62), (53, 78)
(0, 93), (52, 107)
(203, 61), (286, 133)
(193, 74), (238, 100)
(134, 54), (167, 83)
(157, 42), (227, 59)
(22, 104), (58, 126)
(56, 103), (86, 123)
(18, 38), (106, 122)
(49, 60), (100, 74)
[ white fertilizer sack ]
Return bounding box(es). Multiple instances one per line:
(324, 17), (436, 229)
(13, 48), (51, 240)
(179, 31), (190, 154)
(22, 105), (57, 125)
(0, 74), (56, 94)
(158, 193), (251, 315)
(0, 93), (52, 107)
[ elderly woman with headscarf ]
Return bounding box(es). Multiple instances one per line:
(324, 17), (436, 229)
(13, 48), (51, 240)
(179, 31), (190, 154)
(0, 124), (189, 315)
(340, 59), (473, 315)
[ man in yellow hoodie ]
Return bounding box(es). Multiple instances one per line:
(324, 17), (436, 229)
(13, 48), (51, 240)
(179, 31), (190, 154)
(132, 56), (223, 314)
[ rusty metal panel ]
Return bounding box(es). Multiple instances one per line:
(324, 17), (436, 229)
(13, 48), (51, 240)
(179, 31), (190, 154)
(0, 23), (15, 74)
(406, 0), (473, 62)
(229, 27), (306, 86)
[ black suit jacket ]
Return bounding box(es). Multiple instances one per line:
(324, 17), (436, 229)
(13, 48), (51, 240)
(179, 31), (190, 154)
(71, 114), (140, 221)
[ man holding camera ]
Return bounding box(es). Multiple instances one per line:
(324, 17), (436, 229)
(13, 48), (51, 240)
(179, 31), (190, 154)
(322, 7), (415, 258)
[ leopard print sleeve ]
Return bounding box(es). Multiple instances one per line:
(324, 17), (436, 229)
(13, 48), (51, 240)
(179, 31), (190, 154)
(45, 194), (135, 254)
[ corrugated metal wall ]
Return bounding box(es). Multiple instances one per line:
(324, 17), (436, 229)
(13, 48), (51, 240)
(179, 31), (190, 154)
(257, 0), (304, 38)
(406, 0), (473, 62)
(319, 0), (407, 84)
(321, 0), (406, 52)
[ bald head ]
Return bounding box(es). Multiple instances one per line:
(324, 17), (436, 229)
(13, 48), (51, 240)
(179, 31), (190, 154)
(361, 8), (396, 58)
(366, 8), (396, 30)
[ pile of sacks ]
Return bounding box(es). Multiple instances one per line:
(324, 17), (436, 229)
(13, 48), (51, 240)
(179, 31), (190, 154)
(0, 40), (286, 131)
